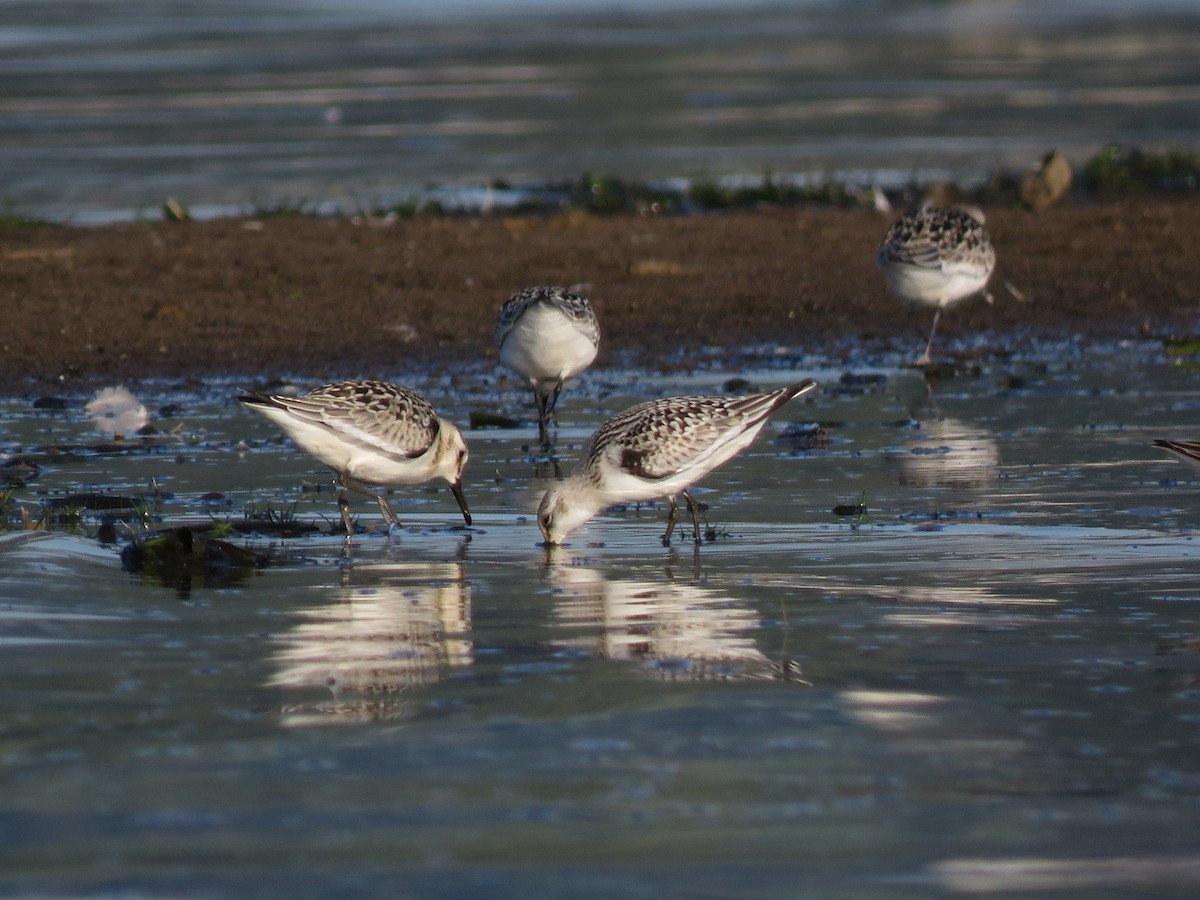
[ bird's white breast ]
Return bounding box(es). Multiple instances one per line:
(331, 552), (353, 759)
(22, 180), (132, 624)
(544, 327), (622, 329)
(881, 262), (991, 310)
(254, 404), (438, 486)
(500, 303), (598, 385)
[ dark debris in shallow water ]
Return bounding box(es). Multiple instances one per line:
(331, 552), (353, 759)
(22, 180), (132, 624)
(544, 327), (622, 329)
(227, 518), (322, 538)
(121, 525), (270, 595)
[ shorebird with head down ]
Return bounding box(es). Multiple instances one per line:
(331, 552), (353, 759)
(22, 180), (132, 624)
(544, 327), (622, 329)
(238, 380), (471, 536)
(537, 379), (818, 547)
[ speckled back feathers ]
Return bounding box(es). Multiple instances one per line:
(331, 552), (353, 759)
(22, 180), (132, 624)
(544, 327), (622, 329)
(877, 205), (995, 274)
(242, 380), (441, 460)
(587, 381), (816, 481)
(495, 286), (600, 348)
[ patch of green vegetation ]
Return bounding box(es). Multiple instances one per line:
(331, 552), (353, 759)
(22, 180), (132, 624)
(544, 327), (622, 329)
(567, 172), (862, 215)
(0, 206), (48, 230)
(252, 196), (325, 218)
(384, 198), (446, 219)
(569, 175), (681, 215)
(206, 519), (236, 539)
(1082, 144), (1200, 194)
(688, 174), (859, 210)
(0, 487), (14, 529)
(243, 500), (298, 523)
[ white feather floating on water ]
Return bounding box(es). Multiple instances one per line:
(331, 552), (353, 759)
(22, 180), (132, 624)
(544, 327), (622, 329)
(85, 386), (149, 435)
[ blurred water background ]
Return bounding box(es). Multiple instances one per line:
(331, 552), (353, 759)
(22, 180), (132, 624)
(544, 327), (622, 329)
(3, 0), (1200, 222)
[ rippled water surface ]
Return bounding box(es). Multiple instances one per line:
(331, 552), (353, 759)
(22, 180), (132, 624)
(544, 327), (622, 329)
(2, 343), (1200, 895)
(4, 0), (1200, 221)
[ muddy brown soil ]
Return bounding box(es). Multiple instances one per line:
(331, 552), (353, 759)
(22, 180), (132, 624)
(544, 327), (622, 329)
(1, 199), (1197, 394)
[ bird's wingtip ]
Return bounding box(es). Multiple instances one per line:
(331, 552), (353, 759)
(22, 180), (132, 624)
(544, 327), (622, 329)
(790, 378), (819, 398)
(237, 389), (282, 409)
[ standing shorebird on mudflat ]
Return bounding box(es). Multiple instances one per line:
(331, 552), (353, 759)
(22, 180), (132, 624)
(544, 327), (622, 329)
(537, 379), (818, 547)
(1154, 439), (1200, 470)
(495, 286), (600, 446)
(238, 380), (471, 536)
(877, 204), (996, 366)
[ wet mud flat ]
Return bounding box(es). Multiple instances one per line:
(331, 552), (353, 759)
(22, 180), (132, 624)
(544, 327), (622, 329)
(1, 198), (1198, 394)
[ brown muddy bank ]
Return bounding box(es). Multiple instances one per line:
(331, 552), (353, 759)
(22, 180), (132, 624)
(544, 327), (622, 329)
(1, 199), (1197, 393)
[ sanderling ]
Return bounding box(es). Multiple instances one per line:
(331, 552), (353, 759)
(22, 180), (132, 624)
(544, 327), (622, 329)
(495, 285), (600, 446)
(537, 379), (818, 546)
(1154, 439), (1200, 470)
(877, 204), (996, 366)
(238, 380), (471, 535)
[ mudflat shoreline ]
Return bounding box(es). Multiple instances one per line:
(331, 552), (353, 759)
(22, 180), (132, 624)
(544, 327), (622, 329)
(1, 198), (1198, 394)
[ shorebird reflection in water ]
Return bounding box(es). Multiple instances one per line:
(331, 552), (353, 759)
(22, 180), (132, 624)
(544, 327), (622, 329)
(268, 562), (472, 725)
(877, 204), (996, 366)
(238, 380), (471, 536)
(538, 379), (818, 546)
(547, 564), (781, 681)
(495, 285), (600, 446)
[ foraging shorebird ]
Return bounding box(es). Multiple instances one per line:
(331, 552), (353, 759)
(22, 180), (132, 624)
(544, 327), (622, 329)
(1154, 439), (1200, 470)
(238, 380), (471, 535)
(495, 286), (600, 446)
(537, 379), (818, 546)
(877, 204), (996, 366)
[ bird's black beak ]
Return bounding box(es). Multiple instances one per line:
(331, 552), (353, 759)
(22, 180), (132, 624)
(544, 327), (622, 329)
(450, 479), (472, 526)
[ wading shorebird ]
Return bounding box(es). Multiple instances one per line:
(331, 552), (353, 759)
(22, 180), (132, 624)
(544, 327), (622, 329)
(537, 379), (818, 547)
(877, 204), (996, 366)
(1154, 439), (1200, 470)
(495, 286), (600, 446)
(238, 380), (471, 535)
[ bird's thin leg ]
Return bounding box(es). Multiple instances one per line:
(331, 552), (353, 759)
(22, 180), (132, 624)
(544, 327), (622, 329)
(661, 495), (680, 547)
(334, 478), (355, 535)
(918, 308), (943, 366)
(546, 380), (564, 419)
(374, 493), (403, 530)
(342, 475), (402, 530)
(534, 389), (550, 448)
(683, 490), (702, 545)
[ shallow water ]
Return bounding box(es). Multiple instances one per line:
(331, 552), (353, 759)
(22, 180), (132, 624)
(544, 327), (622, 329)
(4, 0), (1200, 222)
(2, 342), (1200, 894)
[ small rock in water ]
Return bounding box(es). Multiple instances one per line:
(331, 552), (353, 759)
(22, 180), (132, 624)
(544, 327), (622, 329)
(776, 421), (828, 451)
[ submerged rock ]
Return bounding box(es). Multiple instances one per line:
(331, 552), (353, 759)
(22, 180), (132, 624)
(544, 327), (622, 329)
(121, 526), (270, 593)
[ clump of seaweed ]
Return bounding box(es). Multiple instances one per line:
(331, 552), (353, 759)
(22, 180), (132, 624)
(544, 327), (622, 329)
(121, 525), (270, 595)
(1081, 144), (1200, 195)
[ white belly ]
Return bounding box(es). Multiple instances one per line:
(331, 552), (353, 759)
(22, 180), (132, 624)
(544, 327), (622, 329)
(255, 406), (436, 486)
(883, 262), (990, 310)
(500, 304), (598, 386)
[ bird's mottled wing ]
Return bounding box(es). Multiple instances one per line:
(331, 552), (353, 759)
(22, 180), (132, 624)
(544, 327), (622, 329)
(274, 380), (439, 459)
(546, 289), (601, 346)
(591, 382), (813, 480)
(878, 207), (995, 274)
